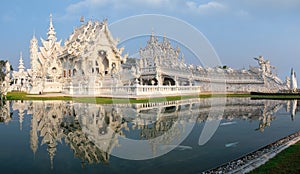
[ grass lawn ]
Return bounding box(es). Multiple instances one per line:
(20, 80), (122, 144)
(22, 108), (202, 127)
(251, 95), (300, 99)
(6, 92), (73, 100)
(5, 92), (251, 104)
(248, 141), (300, 174)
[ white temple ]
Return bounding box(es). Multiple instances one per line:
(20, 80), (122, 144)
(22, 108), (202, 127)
(6, 14), (298, 97)
(11, 52), (30, 91)
(58, 19), (128, 95)
(28, 14), (63, 94)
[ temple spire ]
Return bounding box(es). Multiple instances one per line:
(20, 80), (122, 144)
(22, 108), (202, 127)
(47, 13), (56, 41)
(162, 33), (170, 47)
(290, 68), (298, 92)
(18, 52), (25, 72)
(148, 31), (157, 45)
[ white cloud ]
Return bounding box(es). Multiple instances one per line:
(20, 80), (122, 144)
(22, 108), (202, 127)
(243, 0), (300, 7)
(186, 1), (226, 14)
(66, 0), (109, 14)
(61, 0), (227, 20)
(66, 0), (172, 13)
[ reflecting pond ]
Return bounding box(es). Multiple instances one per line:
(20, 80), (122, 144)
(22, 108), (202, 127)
(0, 98), (299, 174)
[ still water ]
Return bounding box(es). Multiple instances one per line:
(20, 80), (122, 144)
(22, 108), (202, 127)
(0, 98), (299, 174)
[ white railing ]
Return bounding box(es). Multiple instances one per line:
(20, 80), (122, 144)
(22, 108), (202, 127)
(63, 85), (201, 97)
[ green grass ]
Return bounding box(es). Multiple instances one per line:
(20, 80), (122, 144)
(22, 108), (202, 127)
(251, 95), (300, 99)
(6, 92), (73, 100)
(248, 141), (300, 174)
(4, 92), (252, 104)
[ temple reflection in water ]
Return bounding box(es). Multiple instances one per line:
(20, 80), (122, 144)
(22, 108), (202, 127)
(0, 98), (298, 168)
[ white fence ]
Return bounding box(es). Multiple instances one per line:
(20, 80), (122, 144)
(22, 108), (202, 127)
(63, 85), (201, 98)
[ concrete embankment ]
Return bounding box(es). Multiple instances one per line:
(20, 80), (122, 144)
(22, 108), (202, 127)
(202, 131), (300, 174)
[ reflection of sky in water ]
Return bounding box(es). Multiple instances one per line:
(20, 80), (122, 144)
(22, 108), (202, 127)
(0, 98), (299, 174)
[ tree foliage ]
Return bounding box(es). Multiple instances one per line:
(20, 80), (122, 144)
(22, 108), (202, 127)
(0, 60), (7, 82)
(0, 60), (13, 82)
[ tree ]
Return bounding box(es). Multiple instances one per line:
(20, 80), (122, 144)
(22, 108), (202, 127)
(0, 60), (7, 82)
(0, 60), (13, 81)
(0, 59), (13, 101)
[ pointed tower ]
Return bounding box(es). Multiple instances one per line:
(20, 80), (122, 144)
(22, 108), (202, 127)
(18, 52), (25, 72)
(30, 34), (39, 70)
(30, 34), (41, 78)
(148, 31), (156, 45)
(290, 68), (298, 92)
(162, 34), (170, 47)
(47, 13), (57, 42)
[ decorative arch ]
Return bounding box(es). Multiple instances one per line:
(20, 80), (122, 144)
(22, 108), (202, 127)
(163, 77), (175, 86)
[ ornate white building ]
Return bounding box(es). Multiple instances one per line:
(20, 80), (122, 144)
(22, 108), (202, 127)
(58, 19), (128, 95)
(137, 35), (290, 93)
(9, 15), (295, 97)
(11, 52), (30, 92)
(139, 33), (186, 86)
(28, 14), (63, 94)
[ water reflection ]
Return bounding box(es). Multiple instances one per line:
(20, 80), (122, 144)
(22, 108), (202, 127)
(0, 100), (11, 124)
(0, 98), (298, 170)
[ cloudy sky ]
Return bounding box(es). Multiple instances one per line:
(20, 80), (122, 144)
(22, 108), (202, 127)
(0, 0), (299, 78)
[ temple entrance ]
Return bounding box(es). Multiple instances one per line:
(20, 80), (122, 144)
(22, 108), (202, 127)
(98, 50), (109, 74)
(143, 78), (158, 85)
(163, 77), (175, 86)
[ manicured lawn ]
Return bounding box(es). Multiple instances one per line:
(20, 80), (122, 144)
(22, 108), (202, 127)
(4, 92), (252, 104)
(249, 141), (300, 174)
(251, 94), (300, 99)
(6, 92), (73, 100)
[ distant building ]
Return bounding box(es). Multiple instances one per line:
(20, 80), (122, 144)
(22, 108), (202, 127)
(11, 52), (30, 92)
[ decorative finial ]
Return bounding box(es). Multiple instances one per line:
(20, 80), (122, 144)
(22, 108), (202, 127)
(47, 13), (56, 41)
(50, 13), (52, 23)
(18, 52), (25, 72)
(80, 16), (84, 23)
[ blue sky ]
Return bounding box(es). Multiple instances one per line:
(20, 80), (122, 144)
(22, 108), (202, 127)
(0, 0), (300, 79)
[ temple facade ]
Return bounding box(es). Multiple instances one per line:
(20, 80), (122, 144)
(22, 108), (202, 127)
(6, 15), (296, 97)
(139, 33), (186, 86)
(28, 14), (63, 94)
(11, 53), (30, 92)
(136, 35), (289, 93)
(58, 19), (128, 95)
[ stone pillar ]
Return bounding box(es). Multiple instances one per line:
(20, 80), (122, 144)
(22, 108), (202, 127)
(156, 67), (162, 86)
